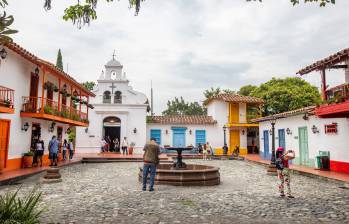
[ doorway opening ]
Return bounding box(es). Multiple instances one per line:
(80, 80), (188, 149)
(30, 123), (41, 150)
(103, 117), (121, 152)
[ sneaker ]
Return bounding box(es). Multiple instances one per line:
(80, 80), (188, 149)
(287, 195), (295, 198)
(149, 188), (154, 192)
(142, 188), (146, 191)
(280, 194), (285, 197)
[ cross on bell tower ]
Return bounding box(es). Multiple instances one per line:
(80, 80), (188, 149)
(109, 82), (116, 94)
(112, 50), (116, 60)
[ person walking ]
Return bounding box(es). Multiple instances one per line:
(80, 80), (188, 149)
(203, 144), (208, 160)
(68, 139), (74, 160)
(121, 137), (129, 155)
(276, 147), (295, 198)
(142, 137), (160, 192)
(48, 136), (59, 166)
(113, 138), (120, 152)
(207, 142), (214, 160)
(62, 139), (68, 161)
(35, 136), (45, 167)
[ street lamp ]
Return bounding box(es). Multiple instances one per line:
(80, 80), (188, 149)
(223, 125), (228, 155)
(267, 116), (277, 176)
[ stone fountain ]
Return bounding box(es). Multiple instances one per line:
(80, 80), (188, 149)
(139, 147), (220, 186)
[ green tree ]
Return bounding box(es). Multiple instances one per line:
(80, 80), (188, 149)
(162, 97), (206, 116)
(81, 81), (96, 91)
(238, 85), (258, 96)
(56, 49), (63, 70)
(250, 77), (321, 115)
(204, 87), (235, 99)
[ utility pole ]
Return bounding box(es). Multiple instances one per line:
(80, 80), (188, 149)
(151, 80), (154, 116)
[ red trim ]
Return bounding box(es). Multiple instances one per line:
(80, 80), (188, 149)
(330, 160), (349, 174)
(315, 101), (349, 118)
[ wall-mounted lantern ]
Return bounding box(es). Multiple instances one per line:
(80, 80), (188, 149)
(241, 130), (245, 135)
(311, 125), (319, 134)
(48, 122), (56, 132)
(22, 122), (29, 132)
(85, 128), (88, 133)
(303, 113), (309, 120)
(286, 128), (292, 135)
(189, 130), (192, 135)
(34, 67), (40, 77)
(66, 127), (71, 134)
(133, 128), (137, 134)
(0, 48), (7, 60)
(165, 129), (168, 135)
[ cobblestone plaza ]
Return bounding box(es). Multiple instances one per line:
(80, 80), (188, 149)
(0, 160), (348, 224)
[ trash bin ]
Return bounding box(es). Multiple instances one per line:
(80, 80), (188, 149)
(317, 151), (330, 170)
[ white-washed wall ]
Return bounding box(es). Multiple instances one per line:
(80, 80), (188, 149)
(259, 114), (349, 166)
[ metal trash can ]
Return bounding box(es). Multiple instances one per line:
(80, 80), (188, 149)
(318, 151), (330, 170)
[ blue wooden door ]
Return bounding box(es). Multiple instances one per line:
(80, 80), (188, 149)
(278, 129), (286, 149)
(195, 130), (206, 146)
(172, 128), (186, 147)
(263, 130), (269, 159)
(150, 129), (161, 145)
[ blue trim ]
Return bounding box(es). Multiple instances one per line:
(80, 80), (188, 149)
(195, 130), (206, 146)
(263, 130), (270, 159)
(171, 127), (187, 131)
(150, 129), (161, 145)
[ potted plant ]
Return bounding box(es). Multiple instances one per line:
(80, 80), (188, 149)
(53, 85), (59, 92)
(23, 151), (34, 168)
(129, 142), (136, 155)
(4, 99), (11, 107)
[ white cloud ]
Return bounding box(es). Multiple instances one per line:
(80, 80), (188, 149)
(5, 0), (349, 113)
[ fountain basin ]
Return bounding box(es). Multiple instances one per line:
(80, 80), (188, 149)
(139, 164), (220, 186)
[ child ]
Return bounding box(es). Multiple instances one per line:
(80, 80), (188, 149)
(203, 144), (208, 160)
(276, 147), (294, 198)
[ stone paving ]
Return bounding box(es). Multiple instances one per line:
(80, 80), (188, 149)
(0, 160), (348, 224)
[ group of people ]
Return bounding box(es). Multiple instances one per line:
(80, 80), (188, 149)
(101, 136), (129, 155)
(197, 142), (214, 160)
(32, 136), (74, 167)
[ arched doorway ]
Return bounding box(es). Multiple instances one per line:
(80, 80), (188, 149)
(103, 116), (121, 152)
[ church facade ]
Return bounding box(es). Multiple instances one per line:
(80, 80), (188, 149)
(76, 58), (148, 153)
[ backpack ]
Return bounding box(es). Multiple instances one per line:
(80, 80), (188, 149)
(275, 158), (284, 170)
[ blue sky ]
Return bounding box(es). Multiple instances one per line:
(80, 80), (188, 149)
(6, 0), (349, 113)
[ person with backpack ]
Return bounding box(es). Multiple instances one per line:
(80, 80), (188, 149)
(276, 147), (294, 198)
(68, 139), (74, 160)
(62, 139), (68, 161)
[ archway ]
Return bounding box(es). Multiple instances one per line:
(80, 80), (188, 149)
(103, 116), (121, 152)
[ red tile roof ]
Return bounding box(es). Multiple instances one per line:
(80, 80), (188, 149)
(148, 115), (217, 125)
(5, 42), (95, 97)
(250, 106), (316, 123)
(297, 48), (349, 75)
(204, 93), (264, 105)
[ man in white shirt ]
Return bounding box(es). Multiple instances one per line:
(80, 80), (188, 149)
(121, 137), (129, 155)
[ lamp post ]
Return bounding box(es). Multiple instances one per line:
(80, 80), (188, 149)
(223, 125), (228, 155)
(267, 116), (277, 175)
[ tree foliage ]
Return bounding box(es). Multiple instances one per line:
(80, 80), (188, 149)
(162, 97), (207, 116)
(240, 77), (321, 116)
(56, 49), (63, 70)
(204, 87), (235, 99)
(81, 81), (96, 91)
(237, 84), (257, 96)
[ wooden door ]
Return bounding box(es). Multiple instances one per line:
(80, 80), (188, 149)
(0, 120), (10, 171)
(229, 103), (239, 123)
(278, 129), (286, 149)
(229, 130), (240, 154)
(29, 73), (39, 111)
(298, 127), (309, 166)
(263, 130), (269, 159)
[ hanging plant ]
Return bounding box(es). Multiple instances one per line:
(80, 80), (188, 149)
(53, 85), (59, 92)
(43, 81), (51, 90)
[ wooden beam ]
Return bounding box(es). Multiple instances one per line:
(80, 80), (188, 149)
(58, 79), (61, 112)
(329, 65), (347, 69)
(321, 69), (327, 101)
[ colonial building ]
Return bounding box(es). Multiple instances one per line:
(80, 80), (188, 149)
(254, 47), (349, 174)
(147, 93), (263, 155)
(0, 42), (95, 172)
(75, 57), (149, 153)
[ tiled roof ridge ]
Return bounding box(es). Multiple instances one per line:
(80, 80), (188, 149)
(204, 93), (264, 105)
(148, 115), (217, 125)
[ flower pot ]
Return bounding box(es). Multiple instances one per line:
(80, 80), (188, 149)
(128, 147), (134, 155)
(23, 155), (33, 168)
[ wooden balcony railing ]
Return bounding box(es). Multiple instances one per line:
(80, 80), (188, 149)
(326, 83), (349, 103)
(0, 85), (14, 109)
(21, 96), (89, 124)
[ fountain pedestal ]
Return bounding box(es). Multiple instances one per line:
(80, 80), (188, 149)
(42, 167), (62, 183)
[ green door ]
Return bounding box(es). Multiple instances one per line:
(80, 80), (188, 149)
(298, 127), (309, 166)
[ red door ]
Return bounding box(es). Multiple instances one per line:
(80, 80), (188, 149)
(0, 119), (10, 172)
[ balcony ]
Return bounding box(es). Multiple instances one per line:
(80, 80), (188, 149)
(20, 96), (89, 127)
(316, 83), (349, 118)
(0, 86), (14, 114)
